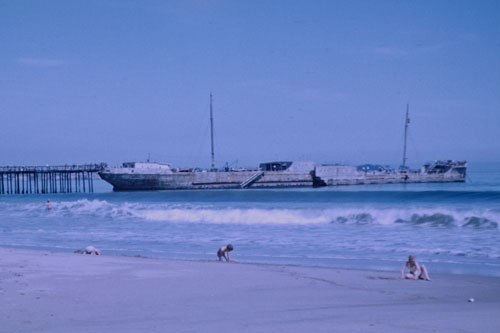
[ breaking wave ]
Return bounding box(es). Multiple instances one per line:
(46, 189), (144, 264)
(0, 199), (498, 229)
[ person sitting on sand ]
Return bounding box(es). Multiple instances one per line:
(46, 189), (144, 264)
(401, 255), (431, 281)
(217, 244), (234, 262)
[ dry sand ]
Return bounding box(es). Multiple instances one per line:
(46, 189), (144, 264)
(1, 247), (499, 332)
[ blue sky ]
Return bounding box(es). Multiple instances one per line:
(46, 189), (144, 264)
(1, 0), (499, 168)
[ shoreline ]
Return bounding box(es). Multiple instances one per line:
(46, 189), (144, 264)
(2, 245), (499, 279)
(1, 247), (499, 332)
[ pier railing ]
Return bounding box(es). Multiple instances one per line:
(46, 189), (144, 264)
(0, 163), (106, 195)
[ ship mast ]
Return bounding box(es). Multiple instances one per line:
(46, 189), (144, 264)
(402, 104), (410, 170)
(210, 93), (215, 170)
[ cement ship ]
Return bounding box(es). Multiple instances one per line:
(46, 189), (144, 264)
(99, 99), (466, 191)
(99, 160), (466, 191)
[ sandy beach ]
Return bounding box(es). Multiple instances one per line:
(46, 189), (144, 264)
(1, 248), (499, 332)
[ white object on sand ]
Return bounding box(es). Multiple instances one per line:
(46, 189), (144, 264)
(83, 246), (101, 255)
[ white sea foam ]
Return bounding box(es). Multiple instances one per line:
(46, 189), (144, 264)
(138, 206), (499, 228)
(139, 208), (329, 224)
(1, 200), (498, 229)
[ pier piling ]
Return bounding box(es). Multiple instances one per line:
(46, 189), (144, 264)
(0, 164), (105, 195)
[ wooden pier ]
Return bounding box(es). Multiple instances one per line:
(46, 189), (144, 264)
(0, 164), (105, 195)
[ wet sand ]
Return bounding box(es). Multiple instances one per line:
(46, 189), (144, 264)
(1, 247), (499, 332)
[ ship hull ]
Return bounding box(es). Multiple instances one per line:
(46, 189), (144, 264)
(317, 174), (465, 186)
(99, 170), (314, 191)
(99, 166), (465, 191)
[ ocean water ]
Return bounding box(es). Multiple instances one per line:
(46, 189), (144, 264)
(1, 162), (499, 277)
